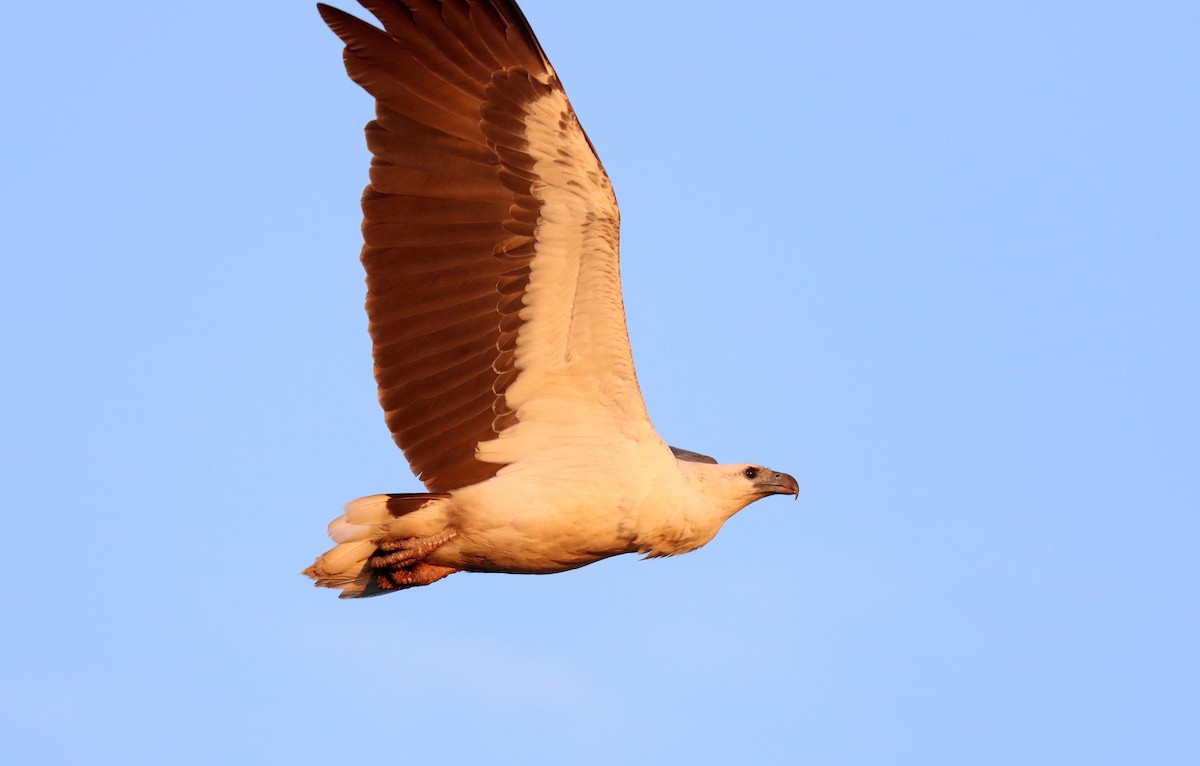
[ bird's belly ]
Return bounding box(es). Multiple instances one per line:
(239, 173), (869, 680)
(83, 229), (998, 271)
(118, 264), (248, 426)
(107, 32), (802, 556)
(427, 501), (635, 574)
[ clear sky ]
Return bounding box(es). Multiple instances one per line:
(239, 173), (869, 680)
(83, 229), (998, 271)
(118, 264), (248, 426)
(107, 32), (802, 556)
(2, 1), (1197, 764)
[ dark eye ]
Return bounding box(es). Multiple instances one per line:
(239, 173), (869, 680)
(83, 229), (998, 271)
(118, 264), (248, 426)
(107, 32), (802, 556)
(743, 467), (759, 480)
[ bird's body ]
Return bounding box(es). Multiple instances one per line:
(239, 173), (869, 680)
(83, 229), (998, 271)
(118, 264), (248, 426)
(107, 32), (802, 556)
(306, 0), (797, 597)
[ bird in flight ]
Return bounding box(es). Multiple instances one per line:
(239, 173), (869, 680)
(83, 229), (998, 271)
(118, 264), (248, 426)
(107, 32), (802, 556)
(306, 0), (798, 597)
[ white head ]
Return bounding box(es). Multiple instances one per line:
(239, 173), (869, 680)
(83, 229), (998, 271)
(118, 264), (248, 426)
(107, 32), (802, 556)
(677, 459), (799, 519)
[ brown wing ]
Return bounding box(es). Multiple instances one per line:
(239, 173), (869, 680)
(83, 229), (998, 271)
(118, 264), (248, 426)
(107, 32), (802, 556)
(318, 0), (570, 492)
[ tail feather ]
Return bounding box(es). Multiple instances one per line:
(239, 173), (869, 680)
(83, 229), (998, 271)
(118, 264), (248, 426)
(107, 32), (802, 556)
(304, 492), (450, 598)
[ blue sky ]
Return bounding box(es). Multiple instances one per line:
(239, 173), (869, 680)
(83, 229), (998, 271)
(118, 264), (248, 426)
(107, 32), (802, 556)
(2, 1), (1197, 763)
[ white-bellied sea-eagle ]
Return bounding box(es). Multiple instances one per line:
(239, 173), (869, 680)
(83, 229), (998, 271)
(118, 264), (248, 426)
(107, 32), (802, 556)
(305, 0), (798, 597)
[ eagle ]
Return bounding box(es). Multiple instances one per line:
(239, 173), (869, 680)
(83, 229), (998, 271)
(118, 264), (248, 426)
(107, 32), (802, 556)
(305, 0), (798, 597)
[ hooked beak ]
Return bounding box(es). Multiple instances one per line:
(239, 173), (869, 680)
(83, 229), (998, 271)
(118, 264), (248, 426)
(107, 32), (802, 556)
(754, 470), (799, 500)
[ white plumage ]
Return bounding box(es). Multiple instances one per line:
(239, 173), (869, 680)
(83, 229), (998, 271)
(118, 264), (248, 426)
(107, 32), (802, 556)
(306, 0), (797, 597)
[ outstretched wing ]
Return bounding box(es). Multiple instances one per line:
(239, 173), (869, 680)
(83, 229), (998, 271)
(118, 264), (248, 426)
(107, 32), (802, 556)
(319, 0), (657, 492)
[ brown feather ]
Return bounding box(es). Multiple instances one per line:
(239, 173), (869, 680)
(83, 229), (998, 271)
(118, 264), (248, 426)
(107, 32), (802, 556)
(319, 1), (579, 492)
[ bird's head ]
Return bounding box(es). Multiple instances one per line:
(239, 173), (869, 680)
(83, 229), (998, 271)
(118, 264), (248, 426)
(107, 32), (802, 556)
(677, 459), (799, 516)
(738, 464), (801, 500)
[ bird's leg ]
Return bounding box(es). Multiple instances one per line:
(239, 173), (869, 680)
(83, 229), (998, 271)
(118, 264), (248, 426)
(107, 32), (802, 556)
(369, 527), (459, 591)
(370, 526), (458, 568)
(379, 562), (458, 589)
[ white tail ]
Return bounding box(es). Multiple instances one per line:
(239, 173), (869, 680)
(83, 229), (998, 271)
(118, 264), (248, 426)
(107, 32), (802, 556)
(303, 493), (447, 598)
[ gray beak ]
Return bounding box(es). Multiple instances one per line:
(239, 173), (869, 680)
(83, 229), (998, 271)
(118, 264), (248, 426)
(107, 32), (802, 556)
(754, 470), (799, 499)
